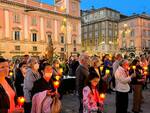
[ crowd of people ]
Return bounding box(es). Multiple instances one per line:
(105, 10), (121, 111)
(0, 51), (150, 113)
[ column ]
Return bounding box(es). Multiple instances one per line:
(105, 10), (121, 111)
(40, 17), (44, 41)
(4, 9), (10, 39)
(66, 21), (71, 44)
(65, 0), (69, 14)
(78, 21), (81, 44)
(24, 14), (28, 41)
(54, 19), (58, 42)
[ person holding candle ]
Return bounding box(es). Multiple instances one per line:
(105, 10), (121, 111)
(83, 71), (103, 113)
(31, 63), (54, 98)
(129, 59), (145, 113)
(89, 56), (104, 94)
(52, 59), (63, 99)
(115, 59), (136, 113)
(0, 58), (23, 113)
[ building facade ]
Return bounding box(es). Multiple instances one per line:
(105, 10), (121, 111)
(0, 0), (81, 59)
(81, 7), (123, 54)
(118, 14), (150, 55)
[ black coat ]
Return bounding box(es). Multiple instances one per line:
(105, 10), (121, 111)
(31, 77), (55, 98)
(15, 69), (24, 97)
(0, 84), (10, 113)
(76, 65), (89, 98)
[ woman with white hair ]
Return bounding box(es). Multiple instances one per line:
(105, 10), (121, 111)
(23, 57), (41, 113)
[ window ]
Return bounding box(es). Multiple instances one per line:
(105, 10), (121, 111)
(61, 48), (64, 52)
(148, 23), (150, 28)
(60, 36), (64, 43)
(84, 33), (87, 39)
(32, 33), (37, 42)
(84, 26), (87, 33)
(33, 46), (37, 51)
(148, 30), (150, 37)
(73, 40), (76, 47)
(95, 31), (98, 38)
(102, 22), (105, 28)
(130, 40), (134, 47)
(109, 30), (112, 37)
(148, 40), (150, 48)
(131, 30), (135, 37)
(73, 48), (76, 51)
(143, 30), (146, 37)
(89, 32), (92, 38)
(14, 13), (20, 23)
(95, 24), (98, 31)
(47, 20), (51, 28)
(14, 31), (20, 41)
(47, 34), (52, 44)
(32, 17), (37, 26)
(72, 2), (76, 12)
(89, 25), (92, 32)
(15, 46), (20, 51)
(73, 24), (76, 32)
(142, 40), (146, 48)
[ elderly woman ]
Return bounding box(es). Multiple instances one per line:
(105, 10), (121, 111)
(0, 58), (23, 113)
(23, 57), (41, 113)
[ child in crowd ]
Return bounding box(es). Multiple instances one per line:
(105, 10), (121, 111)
(83, 71), (104, 113)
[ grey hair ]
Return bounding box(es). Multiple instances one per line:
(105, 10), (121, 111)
(119, 59), (128, 66)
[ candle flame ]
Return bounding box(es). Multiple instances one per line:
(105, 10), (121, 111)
(53, 81), (60, 88)
(9, 72), (13, 76)
(105, 70), (110, 74)
(100, 93), (105, 100)
(100, 66), (103, 71)
(132, 66), (136, 70)
(143, 66), (148, 70)
(55, 75), (60, 81)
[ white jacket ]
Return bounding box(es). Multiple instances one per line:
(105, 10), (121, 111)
(115, 66), (131, 92)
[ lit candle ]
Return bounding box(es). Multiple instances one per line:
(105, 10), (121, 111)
(144, 71), (148, 76)
(105, 69), (110, 75)
(53, 81), (60, 93)
(100, 93), (105, 101)
(100, 66), (103, 71)
(128, 67), (130, 71)
(17, 97), (25, 108)
(9, 71), (13, 76)
(55, 75), (61, 81)
(143, 66), (148, 70)
(132, 66), (136, 70)
(58, 68), (63, 76)
(53, 81), (60, 89)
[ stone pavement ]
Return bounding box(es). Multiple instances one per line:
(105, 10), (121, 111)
(62, 87), (150, 113)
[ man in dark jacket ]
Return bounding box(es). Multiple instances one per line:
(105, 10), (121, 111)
(76, 52), (90, 113)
